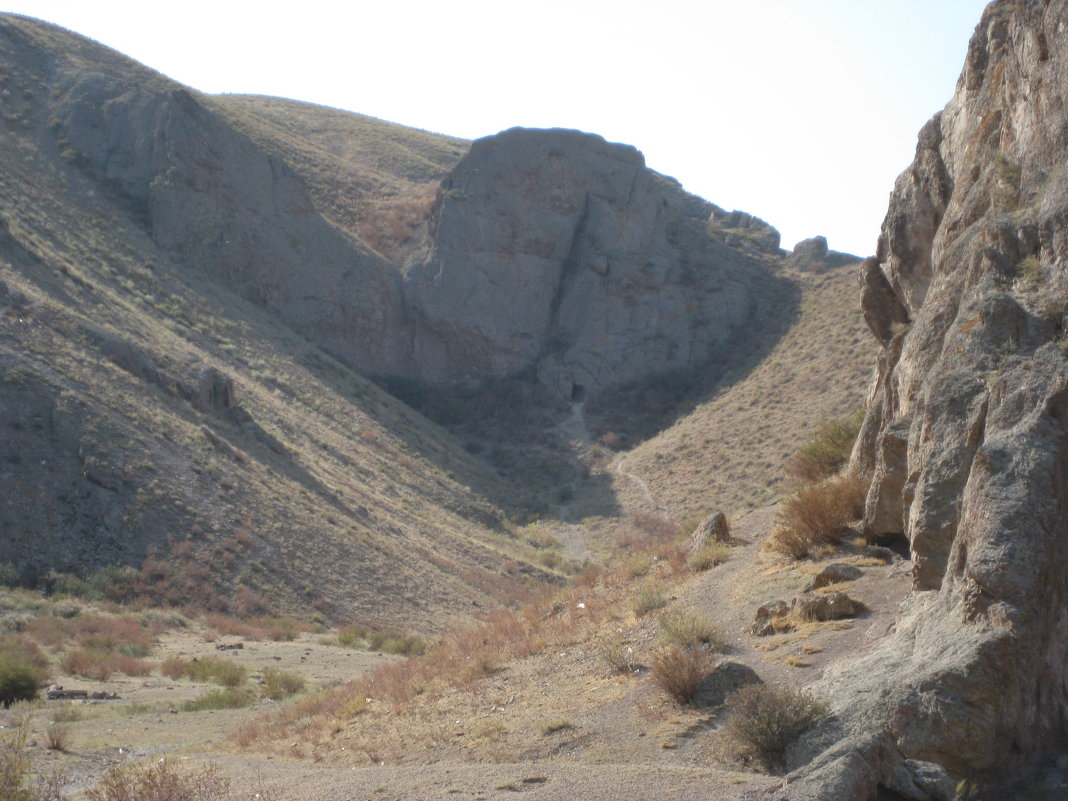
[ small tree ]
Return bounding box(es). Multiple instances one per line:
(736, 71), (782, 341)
(0, 659), (40, 708)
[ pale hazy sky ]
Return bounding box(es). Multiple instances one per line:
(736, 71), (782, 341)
(5, 0), (991, 255)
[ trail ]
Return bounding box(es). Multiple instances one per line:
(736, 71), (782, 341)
(547, 401), (594, 562)
(614, 457), (663, 512)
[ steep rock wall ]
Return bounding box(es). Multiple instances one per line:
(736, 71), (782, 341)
(792, 2), (1068, 796)
(404, 128), (766, 396)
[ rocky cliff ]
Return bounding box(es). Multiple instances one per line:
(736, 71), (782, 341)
(788, 1), (1068, 796)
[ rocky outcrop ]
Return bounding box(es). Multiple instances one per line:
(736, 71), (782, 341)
(405, 128), (774, 397)
(788, 236), (860, 272)
(789, 1), (1068, 796)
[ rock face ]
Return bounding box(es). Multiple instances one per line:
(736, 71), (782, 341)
(405, 128), (772, 397)
(6, 13), (779, 403)
(790, 1), (1068, 796)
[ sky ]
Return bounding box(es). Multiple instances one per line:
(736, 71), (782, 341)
(4, 0), (992, 256)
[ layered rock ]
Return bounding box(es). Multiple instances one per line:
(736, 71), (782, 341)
(791, 1), (1068, 796)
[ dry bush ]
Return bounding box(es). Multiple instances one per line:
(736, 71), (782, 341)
(631, 581), (670, 617)
(262, 669), (304, 700)
(599, 639), (637, 675)
(60, 648), (149, 681)
(719, 683), (827, 769)
(1, 719), (65, 800)
(657, 609), (724, 651)
(70, 615), (157, 657)
(767, 474), (866, 559)
(45, 724), (70, 752)
(785, 410), (864, 484)
(86, 758), (229, 801)
(650, 646), (712, 705)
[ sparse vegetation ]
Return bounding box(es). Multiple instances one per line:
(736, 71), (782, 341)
(767, 474), (866, 559)
(719, 683), (827, 769)
(631, 581), (670, 617)
(262, 668), (305, 700)
(86, 758), (230, 801)
(650, 646), (711, 705)
(0, 720), (65, 801)
(685, 541), (731, 572)
(657, 609), (724, 651)
(785, 410), (864, 484)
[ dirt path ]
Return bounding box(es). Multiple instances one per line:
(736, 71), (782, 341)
(613, 457), (662, 511)
(203, 755), (781, 801)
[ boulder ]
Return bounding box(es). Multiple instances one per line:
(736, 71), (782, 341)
(686, 511), (730, 557)
(792, 591), (865, 623)
(803, 563), (863, 592)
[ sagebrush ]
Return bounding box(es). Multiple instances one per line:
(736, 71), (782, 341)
(719, 683), (827, 769)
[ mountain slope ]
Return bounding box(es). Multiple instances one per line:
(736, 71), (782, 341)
(0, 14), (542, 629)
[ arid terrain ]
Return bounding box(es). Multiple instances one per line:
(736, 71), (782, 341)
(6, 1), (1068, 799)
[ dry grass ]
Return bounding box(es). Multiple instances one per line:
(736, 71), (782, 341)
(650, 646), (712, 705)
(785, 410), (864, 484)
(685, 541), (731, 572)
(1, 719), (65, 801)
(631, 581), (670, 617)
(609, 268), (875, 521)
(86, 758), (229, 801)
(766, 475), (867, 559)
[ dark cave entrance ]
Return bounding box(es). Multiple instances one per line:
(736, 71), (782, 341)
(570, 384), (586, 402)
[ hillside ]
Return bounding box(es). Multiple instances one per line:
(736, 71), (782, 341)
(0, 12), (871, 637)
(0, 13), (541, 630)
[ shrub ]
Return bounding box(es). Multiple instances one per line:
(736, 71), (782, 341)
(785, 410), (864, 483)
(631, 581), (670, 617)
(182, 687), (254, 712)
(336, 624), (369, 648)
(657, 609), (724, 651)
(650, 646), (711, 705)
(45, 725), (70, 752)
(262, 669), (304, 700)
(767, 474), (866, 559)
(1, 720), (65, 801)
(164, 656), (247, 687)
(719, 683), (827, 769)
(60, 649), (150, 681)
(86, 758), (229, 801)
(367, 629), (426, 656)
(599, 639), (637, 675)
(0, 658), (41, 708)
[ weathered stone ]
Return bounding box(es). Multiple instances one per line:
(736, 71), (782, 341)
(691, 660), (762, 708)
(803, 563), (863, 592)
(686, 511), (730, 556)
(784, 3), (1068, 796)
(792, 591), (865, 623)
(789, 236), (860, 272)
